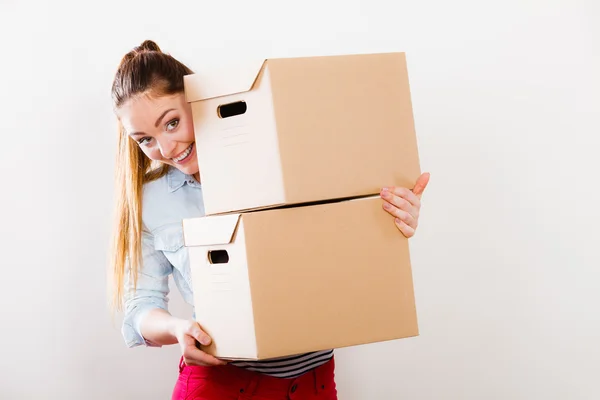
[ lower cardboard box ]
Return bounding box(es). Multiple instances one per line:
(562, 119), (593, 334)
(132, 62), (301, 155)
(182, 195), (418, 360)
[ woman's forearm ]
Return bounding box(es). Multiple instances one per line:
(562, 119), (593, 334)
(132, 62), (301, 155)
(139, 308), (182, 346)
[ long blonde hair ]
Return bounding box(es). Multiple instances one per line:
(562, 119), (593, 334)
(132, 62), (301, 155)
(109, 40), (193, 312)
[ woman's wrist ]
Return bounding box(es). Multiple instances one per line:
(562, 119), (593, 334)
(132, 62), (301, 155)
(167, 315), (185, 340)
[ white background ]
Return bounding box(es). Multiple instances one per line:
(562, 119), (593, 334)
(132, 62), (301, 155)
(1, 0), (599, 399)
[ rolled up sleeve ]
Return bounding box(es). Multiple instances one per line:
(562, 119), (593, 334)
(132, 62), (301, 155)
(121, 230), (173, 348)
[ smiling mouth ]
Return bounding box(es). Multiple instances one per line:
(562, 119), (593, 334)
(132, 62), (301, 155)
(172, 143), (194, 164)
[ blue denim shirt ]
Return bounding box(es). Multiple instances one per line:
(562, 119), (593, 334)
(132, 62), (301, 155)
(122, 166), (204, 347)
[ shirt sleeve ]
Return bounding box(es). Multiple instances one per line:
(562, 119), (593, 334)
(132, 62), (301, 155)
(121, 229), (173, 348)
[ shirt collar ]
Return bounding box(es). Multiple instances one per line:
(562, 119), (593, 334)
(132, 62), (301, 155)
(166, 166), (200, 192)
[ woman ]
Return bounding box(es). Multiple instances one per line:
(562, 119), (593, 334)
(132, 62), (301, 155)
(109, 40), (430, 400)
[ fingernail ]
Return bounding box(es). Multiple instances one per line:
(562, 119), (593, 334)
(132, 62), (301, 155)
(201, 337), (211, 345)
(395, 218), (402, 224)
(381, 187), (389, 192)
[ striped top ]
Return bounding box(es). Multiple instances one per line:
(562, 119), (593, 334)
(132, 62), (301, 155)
(230, 349), (334, 379)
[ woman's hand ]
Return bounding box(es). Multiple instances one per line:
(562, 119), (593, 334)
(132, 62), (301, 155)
(173, 319), (227, 367)
(380, 172), (430, 238)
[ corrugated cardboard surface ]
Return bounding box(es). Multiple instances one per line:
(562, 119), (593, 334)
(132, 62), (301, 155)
(185, 52), (421, 215)
(245, 195), (418, 359)
(269, 53), (420, 205)
(184, 59), (266, 102)
(185, 195), (418, 359)
(185, 218), (259, 359)
(188, 65), (286, 215)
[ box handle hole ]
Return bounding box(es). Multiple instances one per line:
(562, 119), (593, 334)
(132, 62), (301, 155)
(208, 250), (229, 264)
(217, 101), (247, 118)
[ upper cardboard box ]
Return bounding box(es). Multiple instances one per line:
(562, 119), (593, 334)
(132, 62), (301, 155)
(184, 52), (421, 215)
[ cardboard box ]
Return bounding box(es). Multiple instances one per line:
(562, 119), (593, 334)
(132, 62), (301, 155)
(182, 195), (418, 360)
(184, 52), (421, 215)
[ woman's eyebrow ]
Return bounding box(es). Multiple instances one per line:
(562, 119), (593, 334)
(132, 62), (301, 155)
(154, 108), (176, 127)
(128, 108), (177, 137)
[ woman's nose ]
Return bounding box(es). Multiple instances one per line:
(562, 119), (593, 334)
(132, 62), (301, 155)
(157, 138), (177, 159)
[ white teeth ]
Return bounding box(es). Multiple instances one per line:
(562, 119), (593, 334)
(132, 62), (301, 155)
(173, 144), (193, 162)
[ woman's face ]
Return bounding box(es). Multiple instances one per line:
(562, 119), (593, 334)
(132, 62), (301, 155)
(118, 92), (199, 178)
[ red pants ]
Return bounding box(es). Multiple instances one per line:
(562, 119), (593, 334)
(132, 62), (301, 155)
(172, 357), (338, 400)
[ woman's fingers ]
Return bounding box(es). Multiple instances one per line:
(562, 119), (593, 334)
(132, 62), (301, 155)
(178, 320), (227, 366)
(393, 218), (416, 238)
(382, 200), (417, 228)
(185, 321), (212, 346)
(183, 344), (227, 366)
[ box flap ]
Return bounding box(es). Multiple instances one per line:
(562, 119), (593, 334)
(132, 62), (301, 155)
(184, 59), (267, 102)
(182, 214), (241, 246)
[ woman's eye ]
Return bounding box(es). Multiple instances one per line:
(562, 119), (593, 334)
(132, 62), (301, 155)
(166, 119), (179, 131)
(137, 137), (151, 145)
